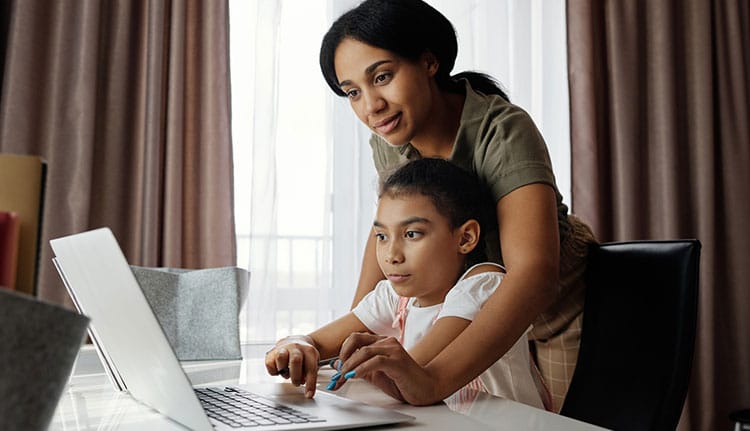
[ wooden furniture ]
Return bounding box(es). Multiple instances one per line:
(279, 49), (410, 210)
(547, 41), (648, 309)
(0, 154), (46, 294)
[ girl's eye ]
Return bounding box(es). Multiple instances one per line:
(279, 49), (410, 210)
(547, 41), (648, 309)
(374, 232), (386, 241)
(405, 231), (422, 239)
(346, 89), (360, 99)
(374, 72), (391, 85)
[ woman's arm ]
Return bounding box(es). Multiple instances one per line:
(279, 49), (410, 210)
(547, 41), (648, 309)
(350, 229), (386, 309)
(424, 183), (560, 394)
(409, 317), (471, 365)
(335, 184), (560, 404)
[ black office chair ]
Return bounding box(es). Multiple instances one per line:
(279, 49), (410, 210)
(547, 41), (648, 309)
(560, 240), (701, 431)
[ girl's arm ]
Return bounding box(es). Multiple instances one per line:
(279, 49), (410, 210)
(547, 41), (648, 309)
(350, 229), (386, 309)
(265, 313), (369, 398)
(409, 264), (504, 365)
(335, 184), (560, 404)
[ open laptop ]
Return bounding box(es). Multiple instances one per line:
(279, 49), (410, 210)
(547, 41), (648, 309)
(51, 228), (414, 430)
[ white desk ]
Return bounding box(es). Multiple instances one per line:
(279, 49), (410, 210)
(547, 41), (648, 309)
(50, 344), (607, 430)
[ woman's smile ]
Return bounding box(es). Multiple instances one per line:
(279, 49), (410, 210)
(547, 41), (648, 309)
(372, 113), (402, 135)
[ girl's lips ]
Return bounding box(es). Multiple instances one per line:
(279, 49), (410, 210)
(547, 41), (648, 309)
(373, 113), (401, 135)
(387, 274), (411, 283)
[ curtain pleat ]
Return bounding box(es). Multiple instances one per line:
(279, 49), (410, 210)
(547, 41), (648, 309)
(0, 0), (236, 306)
(568, 0), (750, 429)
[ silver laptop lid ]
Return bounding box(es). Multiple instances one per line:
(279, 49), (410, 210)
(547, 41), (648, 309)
(51, 228), (213, 431)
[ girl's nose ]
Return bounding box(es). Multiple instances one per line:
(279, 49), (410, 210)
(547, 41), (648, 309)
(385, 243), (403, 264)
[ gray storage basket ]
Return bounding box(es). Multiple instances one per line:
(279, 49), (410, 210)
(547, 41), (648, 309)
(0, 288), (90, 431)
(131, 266), (249, 360)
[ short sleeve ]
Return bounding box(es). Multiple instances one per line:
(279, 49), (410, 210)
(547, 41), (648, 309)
(437, 272), (504, 322)
(476, 106), (556, 202)
(351, 280), (400, 336)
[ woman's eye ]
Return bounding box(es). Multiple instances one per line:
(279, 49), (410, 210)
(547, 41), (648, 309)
(374, 72), (391, 85)
(346, 89), (359, 99)
(405, 231), (421, 239)
(374, 232), (386, 241)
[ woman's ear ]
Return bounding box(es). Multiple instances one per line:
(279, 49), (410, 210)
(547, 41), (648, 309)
(457, 219), (480, 255)
(421, 51), (440, 77)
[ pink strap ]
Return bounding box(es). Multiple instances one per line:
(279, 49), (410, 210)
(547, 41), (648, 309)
(391, 296), (410, 344)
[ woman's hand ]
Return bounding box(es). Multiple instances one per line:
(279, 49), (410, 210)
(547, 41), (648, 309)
(330, 333), (441, 405)
(264, 335), (320, 398)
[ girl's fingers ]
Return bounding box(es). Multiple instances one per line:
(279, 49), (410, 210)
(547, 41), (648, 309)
(264, 350), (278, 375)
(303, 351), (319, 398)
(287, 348), (306, 386)
(271, 348), (290, 377)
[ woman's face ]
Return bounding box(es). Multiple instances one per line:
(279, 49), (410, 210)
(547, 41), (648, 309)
(333, 38), (438, 147)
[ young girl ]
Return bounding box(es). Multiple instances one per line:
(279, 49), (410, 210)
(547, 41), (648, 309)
(319, 0), (596, 410)
(265, 158), (545, 409)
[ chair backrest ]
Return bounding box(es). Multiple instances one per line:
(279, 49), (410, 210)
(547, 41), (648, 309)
(560, 240), (701, 431)
(0, 154), (47, 295)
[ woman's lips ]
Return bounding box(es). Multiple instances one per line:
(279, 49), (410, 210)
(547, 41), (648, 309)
(373, 113), (401, 135)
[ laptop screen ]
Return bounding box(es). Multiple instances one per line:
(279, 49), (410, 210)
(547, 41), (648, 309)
(51, 228), (213, 430)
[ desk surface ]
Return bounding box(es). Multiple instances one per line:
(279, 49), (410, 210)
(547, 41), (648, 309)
(51, 344), (607, 430)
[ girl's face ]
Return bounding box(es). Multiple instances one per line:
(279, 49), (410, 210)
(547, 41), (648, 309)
(373, 193), (473, 307)
(333, 38), (438, 147)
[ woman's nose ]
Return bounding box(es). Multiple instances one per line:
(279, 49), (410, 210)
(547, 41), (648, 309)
(363, 90), (386, 115)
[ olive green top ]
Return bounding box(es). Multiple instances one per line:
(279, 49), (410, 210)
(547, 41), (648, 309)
(369, 80), (573, 265)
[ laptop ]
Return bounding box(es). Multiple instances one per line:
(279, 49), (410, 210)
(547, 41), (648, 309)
(50, 228), (414, 430)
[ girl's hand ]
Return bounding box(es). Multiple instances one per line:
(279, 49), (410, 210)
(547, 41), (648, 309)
(264, 335), (320, 398)
(330, 333), (440, 405)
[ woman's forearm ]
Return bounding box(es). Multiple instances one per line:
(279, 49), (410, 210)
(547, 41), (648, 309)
(350, 231), (385, 309)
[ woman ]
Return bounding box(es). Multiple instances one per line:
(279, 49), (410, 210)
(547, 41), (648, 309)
(318, 0), (596, 411)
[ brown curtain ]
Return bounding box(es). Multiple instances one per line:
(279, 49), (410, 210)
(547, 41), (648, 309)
(0, 0), (236, 306)
(567, 0), (750, 429)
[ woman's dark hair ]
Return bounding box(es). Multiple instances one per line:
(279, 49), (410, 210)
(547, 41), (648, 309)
(379, 158), (495, 266)
(320, 0), (509, 102)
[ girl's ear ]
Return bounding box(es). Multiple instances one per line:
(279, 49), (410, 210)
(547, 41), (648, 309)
(421, 51), (440, 77)
(457, 219), (481, 255)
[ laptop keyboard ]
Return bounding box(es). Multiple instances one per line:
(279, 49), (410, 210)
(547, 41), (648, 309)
(195, 387), (325, 428)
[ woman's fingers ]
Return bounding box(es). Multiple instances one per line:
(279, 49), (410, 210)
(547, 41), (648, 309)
(331, 336), (404, 391)
(334, 336), (437, 405)
(338, 332), (387, 361)
(343, 336), (405, 377)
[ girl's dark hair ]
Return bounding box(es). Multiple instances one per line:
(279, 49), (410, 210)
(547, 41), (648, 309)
(320, 0), (509, 102)
(379, 158), (495, 266)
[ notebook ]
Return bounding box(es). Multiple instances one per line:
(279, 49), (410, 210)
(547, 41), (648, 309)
(50, 228), (414, 430)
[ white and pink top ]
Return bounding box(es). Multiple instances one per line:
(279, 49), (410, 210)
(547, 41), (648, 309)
(352, 263), (548, 409)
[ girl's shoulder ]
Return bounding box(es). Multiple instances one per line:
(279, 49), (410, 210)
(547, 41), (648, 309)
(460, 262), (506, 281)
(443, 263), (506, 309)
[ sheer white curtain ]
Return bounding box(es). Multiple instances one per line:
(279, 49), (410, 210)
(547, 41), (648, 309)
(231, 0), (569, 343)
(232, 0), (335, 342)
